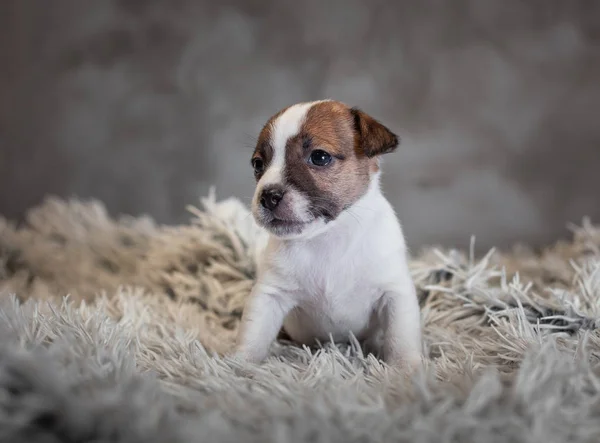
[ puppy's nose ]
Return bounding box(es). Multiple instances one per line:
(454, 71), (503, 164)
(260, 186), (285, 211)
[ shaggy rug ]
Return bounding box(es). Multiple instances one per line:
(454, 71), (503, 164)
(0, 192), (599, 443)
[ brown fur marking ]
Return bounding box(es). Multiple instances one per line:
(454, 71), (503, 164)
(253, 100), (399, 222)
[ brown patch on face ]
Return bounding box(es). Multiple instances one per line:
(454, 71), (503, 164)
(282, 101), (399, 222)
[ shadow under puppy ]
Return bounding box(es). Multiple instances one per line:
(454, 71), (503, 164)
(234, 100), (423, 372)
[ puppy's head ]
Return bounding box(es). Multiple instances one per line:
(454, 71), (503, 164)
(250, 100), (399, 239)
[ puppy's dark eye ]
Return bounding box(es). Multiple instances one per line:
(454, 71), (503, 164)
(309, 150), (332, 167)
(252, 158), (264, 174)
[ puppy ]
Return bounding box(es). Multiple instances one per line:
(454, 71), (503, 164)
(234, 100), (422, 370)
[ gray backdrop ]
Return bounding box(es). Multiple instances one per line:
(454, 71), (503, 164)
(1, 0), (599, 251)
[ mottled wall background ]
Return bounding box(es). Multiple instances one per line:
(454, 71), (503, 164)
(1, 0), (599, 251)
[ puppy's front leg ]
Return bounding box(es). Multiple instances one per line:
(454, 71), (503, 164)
(235, 282), (295, 364)
(380, 277), (423, 372)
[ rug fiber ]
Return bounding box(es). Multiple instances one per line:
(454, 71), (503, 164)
(0, 192), (599, 442)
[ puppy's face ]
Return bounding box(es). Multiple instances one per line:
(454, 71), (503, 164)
(250, 100), (399, 239)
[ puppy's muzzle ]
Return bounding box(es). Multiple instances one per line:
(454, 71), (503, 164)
(260, 185), (285, 211)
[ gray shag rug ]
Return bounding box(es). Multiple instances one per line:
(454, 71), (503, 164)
(1, 192), (600, 443)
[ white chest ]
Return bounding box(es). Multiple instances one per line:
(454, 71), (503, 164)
(277, 243), (382, 342)
(284, 239), (375, 295)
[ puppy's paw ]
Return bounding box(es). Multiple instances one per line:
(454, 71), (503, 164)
(229, 346), (263, 365)
(387, 354), (423, 378)
(229, 349), (246, 361)
(229, 346), (249, 361)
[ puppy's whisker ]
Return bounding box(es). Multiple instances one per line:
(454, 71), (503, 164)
(307, 196), (376, 214)
(345, 210), (364, 228)
(347, 204), (376, 213)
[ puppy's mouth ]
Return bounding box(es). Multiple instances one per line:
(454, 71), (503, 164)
(265, 216), (309, 229)
(255, 213), (315, 237)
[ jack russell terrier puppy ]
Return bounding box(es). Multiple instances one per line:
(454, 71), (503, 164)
(234, 100), (423, 371)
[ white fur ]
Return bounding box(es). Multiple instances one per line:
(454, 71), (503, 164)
(252, 102), (313, 201)
(237, 104), (423, 370)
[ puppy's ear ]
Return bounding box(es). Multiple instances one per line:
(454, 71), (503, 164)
(350, 107), (399, 158)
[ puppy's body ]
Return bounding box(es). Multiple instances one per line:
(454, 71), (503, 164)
(236, 100), (422, 369)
